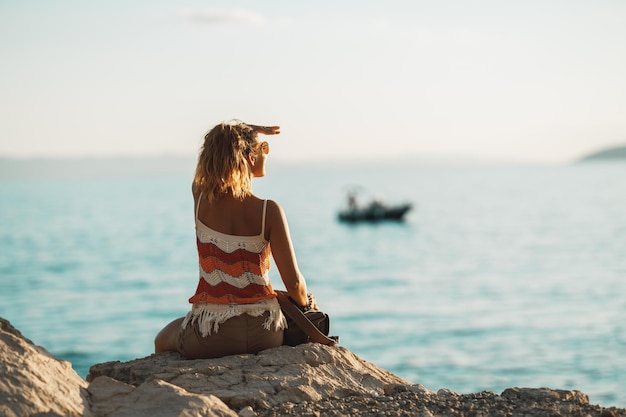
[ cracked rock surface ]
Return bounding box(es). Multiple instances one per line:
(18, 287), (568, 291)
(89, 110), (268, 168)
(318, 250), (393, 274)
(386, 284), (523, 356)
(87, 344), (409, 411)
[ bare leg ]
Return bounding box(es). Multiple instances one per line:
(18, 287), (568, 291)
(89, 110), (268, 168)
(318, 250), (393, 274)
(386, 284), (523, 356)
(154, 317), (184, 353)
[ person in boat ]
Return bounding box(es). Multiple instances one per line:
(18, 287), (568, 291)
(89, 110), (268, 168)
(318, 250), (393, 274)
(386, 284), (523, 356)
(155, 120), (318, 358)
(347, 191), (358, 210)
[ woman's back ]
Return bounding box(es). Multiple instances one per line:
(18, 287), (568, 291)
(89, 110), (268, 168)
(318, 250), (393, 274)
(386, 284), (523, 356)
(195, 192), (267, 238)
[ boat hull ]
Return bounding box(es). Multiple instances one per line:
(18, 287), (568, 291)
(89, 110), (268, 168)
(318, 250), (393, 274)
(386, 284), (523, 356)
(338, 203), (412, 223)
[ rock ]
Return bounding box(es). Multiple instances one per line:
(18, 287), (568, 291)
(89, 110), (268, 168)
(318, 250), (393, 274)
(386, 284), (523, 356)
(86, 344), (412, 410)
(87, 376), (237, 417)
(501, 387), (590, 404)
(0, 317), (89, 417)
(238, 406), (257, 417)
(3, 316), (626, 417)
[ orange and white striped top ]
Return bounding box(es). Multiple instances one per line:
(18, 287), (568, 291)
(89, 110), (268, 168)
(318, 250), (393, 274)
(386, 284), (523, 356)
(181, 196), (286, 336)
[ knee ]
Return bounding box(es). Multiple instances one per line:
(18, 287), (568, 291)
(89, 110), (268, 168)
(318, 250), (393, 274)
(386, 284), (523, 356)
(154, 332), (166, 353)
(154, 328), (176, 354)
(154, 318), (184, 354)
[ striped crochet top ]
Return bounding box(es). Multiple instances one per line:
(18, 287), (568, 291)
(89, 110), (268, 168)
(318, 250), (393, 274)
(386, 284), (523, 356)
(181, 194), (286, 336)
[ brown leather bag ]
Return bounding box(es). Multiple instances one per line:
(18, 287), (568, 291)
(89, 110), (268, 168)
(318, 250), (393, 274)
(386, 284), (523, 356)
(276, 291), (338, 346)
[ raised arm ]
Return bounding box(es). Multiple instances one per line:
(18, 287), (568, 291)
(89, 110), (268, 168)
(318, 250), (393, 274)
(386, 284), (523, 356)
(265, 199), (314, 309)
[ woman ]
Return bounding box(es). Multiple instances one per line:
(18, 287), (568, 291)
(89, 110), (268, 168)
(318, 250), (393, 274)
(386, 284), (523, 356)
(155, 120), (317, 358)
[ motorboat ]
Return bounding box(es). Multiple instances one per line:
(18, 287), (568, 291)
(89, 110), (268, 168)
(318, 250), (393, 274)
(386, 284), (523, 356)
(338, 191), (412, 223)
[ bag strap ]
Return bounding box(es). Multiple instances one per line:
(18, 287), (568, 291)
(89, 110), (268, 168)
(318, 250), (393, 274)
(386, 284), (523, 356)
(275, 291), (337, 346)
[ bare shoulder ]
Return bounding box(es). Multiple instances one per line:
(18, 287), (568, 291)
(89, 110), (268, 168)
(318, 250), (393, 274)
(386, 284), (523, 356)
(265, 199), (286, 219)
(264, 199), (288, 238)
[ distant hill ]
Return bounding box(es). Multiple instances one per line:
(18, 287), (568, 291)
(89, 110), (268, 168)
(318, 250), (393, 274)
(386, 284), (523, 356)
(578, 145), (626, 162)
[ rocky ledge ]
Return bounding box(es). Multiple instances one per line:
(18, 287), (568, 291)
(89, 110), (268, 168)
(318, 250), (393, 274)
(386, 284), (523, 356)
(1, 317), (624, 417)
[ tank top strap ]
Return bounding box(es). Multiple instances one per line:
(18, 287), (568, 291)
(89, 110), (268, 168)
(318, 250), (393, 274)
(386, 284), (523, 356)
(195, 191), (203, 222)
(261, 199), (268, 238)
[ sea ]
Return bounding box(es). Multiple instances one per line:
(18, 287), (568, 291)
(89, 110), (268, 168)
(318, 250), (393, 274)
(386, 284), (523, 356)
(1, 158), (625, 407)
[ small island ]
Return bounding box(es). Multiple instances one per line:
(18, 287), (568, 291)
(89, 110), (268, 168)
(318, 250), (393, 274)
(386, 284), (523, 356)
(578, 144), (626, 162)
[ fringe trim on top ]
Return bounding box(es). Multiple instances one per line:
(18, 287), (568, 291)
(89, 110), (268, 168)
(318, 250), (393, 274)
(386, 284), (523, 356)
(181, 297), (287, 337)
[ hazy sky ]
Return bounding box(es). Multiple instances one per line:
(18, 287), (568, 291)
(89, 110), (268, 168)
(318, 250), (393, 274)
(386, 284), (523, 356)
(1, 1), (625, 163)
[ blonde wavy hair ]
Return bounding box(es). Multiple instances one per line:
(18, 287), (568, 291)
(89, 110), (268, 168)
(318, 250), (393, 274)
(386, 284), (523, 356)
(193, 121), (258, 202)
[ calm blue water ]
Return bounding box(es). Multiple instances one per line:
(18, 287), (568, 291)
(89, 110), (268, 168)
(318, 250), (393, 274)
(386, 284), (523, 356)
(1, 161), (625, 407)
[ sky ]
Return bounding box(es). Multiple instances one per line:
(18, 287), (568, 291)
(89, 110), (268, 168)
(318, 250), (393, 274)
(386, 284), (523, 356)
(1, 0), (625, 163)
